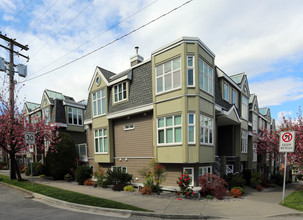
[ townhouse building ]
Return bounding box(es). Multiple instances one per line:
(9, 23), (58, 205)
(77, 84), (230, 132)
(23, 89), (87, 164)
(84, 37), (276, 186)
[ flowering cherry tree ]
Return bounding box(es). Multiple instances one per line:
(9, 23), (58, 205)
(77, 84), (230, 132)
(257, 108), (303, 166)
(0, 85), (59, 180)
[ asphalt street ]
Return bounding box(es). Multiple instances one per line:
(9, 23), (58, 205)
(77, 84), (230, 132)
(0, 184), (130, 220)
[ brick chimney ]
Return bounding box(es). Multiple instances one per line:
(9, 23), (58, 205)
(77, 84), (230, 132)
(130, 46), (144, 67)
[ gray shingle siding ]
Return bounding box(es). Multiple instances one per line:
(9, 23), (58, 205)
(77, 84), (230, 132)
(84, 93), (92, 120)
(108, 61), (152, 113)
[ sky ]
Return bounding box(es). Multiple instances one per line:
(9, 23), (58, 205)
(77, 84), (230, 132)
(0, 0), (303, 126)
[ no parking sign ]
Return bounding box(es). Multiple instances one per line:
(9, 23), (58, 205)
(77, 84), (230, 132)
(279, 131), (295, 152)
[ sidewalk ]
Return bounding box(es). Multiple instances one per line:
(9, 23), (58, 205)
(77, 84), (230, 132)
(1, 170), (303, 219)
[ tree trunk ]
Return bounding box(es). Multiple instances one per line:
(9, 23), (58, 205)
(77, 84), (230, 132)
(9, 153), (16, 180)
(14, 158), (23, 181)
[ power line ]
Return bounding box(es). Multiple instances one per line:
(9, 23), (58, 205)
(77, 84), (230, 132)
(29, 0), (160, 75)
(16, 0), (61, 39)
(30, 0), (94, 59)
(3, 0), (34, 31)
(20, 0), (193, 83)
(27, 0), (80, 46)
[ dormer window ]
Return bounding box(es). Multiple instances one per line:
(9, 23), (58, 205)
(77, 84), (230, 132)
(68, 107), (83, 125)
(114, 82), (127, 103)
(223, 81), (229, 102)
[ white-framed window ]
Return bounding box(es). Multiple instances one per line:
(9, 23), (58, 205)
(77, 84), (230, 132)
(93, 89), (106, 117)
(199, 166), (212, 178)
(253, 113), (258, 132)
(183, 167), (194, 186)
(112, 166), (127, 173)
(226, 164), (234, 174)
(232, 88), (238, 106)
(157, 115), (182, 145)
(187, 56), (194, 87)
(156, 57), (181, 94)
(199, 58), (213, 94)
(241, 95), (248, 120)
(43, 107), (50, 124)
(223, 81), (229, 101)
(200, 114), (213, 145)
(76, 143), (88, 161)
(114, 82), (127, 103)
(253, 143), (258, 162)
(188, 113), (195, 144)
(241, 130), (248, 153)
(68, 107), (83, 125)
(124, 124), (134, 130)
(94, 128), (108, 153)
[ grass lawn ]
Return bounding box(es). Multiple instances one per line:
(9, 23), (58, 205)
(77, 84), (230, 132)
(0, 174), (150, 212)
(283, 189), (303, 211)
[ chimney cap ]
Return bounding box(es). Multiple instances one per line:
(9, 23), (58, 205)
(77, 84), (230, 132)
(135, 46), (139, 55)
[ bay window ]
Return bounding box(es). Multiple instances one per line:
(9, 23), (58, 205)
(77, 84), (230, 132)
(157, 115), (182, 145)
(93, 89), (106, 117)
(156, 57), (181, 94)
(200, 114), (213, 145)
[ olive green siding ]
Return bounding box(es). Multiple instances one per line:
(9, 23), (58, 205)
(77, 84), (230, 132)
(152, 41), (215, 165)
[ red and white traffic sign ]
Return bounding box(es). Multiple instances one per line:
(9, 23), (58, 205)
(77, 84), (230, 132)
(279, 131), (295, 152)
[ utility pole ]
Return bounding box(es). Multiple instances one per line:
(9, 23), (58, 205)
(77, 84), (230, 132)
(0, 33), (29, 179)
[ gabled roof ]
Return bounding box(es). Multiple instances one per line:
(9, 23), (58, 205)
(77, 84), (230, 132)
(88, 66), (116, 92)
(98, 66), (116, 82)
(259, 107), (269, 116)
(249, 94), (256, 104)
(230, 73), (245, 85)
(24, 101), (40, 112)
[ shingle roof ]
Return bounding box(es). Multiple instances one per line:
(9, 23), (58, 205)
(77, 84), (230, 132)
(214, 67), (233, 111)
(96, 66), (116, 82)
(259, 107), (268, 116)
(25, 102), (40, 112)
(230, 73), (244, 84)
(249, 94), (256, 104)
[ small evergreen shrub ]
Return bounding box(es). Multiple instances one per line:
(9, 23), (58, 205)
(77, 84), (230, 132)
(205, 195), (213, 200)
(270, 174), (283, 186)
(106, 169), (132, 191)
(75, 166), (92, 185)
(26, 162), (44, 176)
(242, 169), (252, 186)
(176, 172), (194, 198)
(124, 185), (135, 192)
(223, 173), (246, 190)
(64, 173), (73, 182)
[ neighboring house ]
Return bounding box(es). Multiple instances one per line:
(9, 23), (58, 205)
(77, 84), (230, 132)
(23, 89), (87, 164)
(84, 37), (276, 186)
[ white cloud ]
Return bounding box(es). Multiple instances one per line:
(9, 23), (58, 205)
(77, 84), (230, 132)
(276, 111), (293, 128)
(1, 0), (303, 116)
(250, 77), (303, 107)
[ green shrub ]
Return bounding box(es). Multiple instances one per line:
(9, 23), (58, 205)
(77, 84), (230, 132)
(97, 180), (108, 188)
(45, 133), (77, 180)
(250, 179), (260, 189)
(106, 169), (132, 190)
(205, 195), (213, 199)
(75, 166), (92, 185)
(64, 173), (74, 182)
(26, 162), (44, 176)
(232, 186), (245, 195)
(223, 173), (246, 190)
(124, 185), (135, 192)
(271, 174), (283, 186)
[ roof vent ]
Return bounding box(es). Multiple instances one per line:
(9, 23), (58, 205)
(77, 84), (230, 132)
(130, 46), (143, 67)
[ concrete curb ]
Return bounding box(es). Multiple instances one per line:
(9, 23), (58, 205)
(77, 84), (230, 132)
(0, 181), (221, 219)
